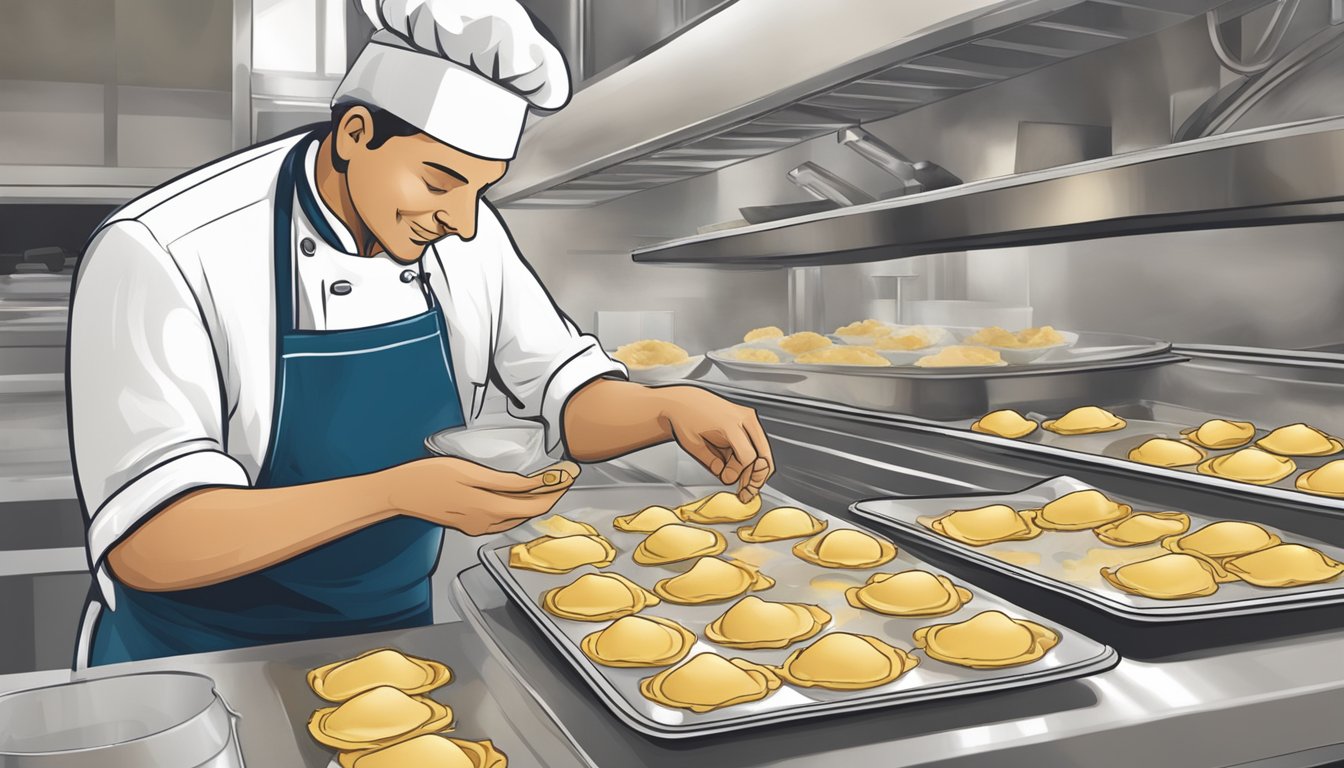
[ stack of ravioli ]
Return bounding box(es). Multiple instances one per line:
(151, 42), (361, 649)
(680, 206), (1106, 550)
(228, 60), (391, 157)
(306, 648), (506, 767)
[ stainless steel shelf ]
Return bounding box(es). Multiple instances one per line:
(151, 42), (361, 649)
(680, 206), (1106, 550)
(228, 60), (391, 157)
(633, 117), (1344, 267)
(0, 165), (185, 205)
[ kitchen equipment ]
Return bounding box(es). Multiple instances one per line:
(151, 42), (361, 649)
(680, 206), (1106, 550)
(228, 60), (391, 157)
(837, 127), (962, 193)
(478, 483), (1117, 739)
(0, 672), (242, 768)
(905, 300), (1033, 329)
(785, 161), (874, 206)
(852, 475), (1344, 622)
(737, 200), (839, 225)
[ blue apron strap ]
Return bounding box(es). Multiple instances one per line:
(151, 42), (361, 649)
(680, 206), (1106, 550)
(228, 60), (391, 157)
(272, 136), (306, 334)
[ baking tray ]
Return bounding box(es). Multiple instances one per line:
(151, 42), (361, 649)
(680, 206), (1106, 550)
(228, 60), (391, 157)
(851, 476), (1344, 622)
(477, 483), (1117, 739)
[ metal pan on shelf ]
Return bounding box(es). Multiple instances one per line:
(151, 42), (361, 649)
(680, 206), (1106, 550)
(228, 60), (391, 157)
(478, 483), (1117, 739)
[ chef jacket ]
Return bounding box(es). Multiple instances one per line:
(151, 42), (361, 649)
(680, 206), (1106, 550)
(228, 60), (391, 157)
(68, 129), (626, 608)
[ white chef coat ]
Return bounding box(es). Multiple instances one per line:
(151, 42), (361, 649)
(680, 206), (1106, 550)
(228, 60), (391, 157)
(68, 129), (626, 607)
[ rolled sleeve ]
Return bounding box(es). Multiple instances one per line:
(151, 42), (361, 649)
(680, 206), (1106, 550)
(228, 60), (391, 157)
(70, 221), (251, 606)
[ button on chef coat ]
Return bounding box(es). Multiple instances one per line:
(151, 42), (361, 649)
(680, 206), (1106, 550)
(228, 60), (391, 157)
(68, 129), (627, 608)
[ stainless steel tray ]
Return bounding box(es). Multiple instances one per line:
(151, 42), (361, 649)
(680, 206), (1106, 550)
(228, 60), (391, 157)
(478, 483), (1117, 739)
(851, 476), (1344, 622)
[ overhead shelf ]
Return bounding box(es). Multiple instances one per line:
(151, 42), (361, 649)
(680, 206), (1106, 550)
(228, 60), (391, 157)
(0, 165), (185, 205)
(631, 117), (1344, 267)
(491, 0), (1229, 207)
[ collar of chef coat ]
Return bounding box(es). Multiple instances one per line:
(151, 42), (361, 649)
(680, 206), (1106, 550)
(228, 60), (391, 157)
(300, 138), (360, 256)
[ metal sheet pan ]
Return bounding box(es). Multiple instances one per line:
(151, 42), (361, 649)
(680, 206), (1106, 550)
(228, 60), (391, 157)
(478, 483), (1117, 739)
(851, 476), (1344, 622)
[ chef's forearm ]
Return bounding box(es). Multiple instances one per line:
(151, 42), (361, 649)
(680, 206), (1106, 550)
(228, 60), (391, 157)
(562, 379), (678, 461)
(106, 473), (394, 592)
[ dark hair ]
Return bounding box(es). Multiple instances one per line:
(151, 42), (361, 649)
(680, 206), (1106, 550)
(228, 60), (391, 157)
(328, 103), (423, 172)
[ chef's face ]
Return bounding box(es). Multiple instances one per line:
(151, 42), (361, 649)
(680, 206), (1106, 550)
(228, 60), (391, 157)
(336, 107), (508, 263)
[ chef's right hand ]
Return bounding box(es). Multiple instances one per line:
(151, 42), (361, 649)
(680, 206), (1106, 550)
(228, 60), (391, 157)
(383, 457), (574, 536)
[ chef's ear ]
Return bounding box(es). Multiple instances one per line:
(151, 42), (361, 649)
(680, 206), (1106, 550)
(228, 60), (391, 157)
(333, 105), (373, 165)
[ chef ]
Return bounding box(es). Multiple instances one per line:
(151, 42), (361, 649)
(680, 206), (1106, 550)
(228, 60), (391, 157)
(68, 0), (773, 667)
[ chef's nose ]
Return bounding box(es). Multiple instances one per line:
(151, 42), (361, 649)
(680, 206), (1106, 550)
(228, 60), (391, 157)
(434, 200), (476, 241)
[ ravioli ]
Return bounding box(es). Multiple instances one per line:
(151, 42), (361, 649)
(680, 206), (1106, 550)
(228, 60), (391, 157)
(792, 529), (897, 569)
(1296, 460), (1344, 498)
(1041, 406), (1127, 435)
(308, 686), (454, 751)
(844, 570), (973, 617)
(338, 736), (506, 768)
(1027, 490), (1130, 531)
(1162, 521), (1281, 561)
(773, 633), (919, 690)
(653, 557), (775, 604)
(612, 505), (683, 533)
(795, 346), (891, 367)
(639, 653), (781, 713)
(612, 339), (689, 369)
(913, 611), (1059, 669)
(835, 319), (893, 337)
(922, 504), (1042, 546)
(1255, 423), (1344, 457)
(1224, 544), (1344, 588)
(744, 326), (784, 343)
(308, 648), (452, 703)
(540, 572), (660, 622)
(733, 348), (781, 364)
(737, 506), (827, 542)
(873, 333), (934, 351)
(914, 346), (1004, 368)
(1017, 326), (1066, 347)
(580, 615), (696, 668)
(970, 410), (1038, 439)
(632, 524), (727, 565)
(534, 515), (599, 538)
(778, 331), (832, 355)
(1181, 419), (1255, 450)
(704, 595), (831, 649)
(1197, 448), (1296, 485)
(1127, 438), (1206, 468)
(964, 326), (1065, 349)
(678, 491), (762, 524)
(1093, 512), (1191, 547)
(508, 534), (617, 574)
(1100, 552), (1232, 599)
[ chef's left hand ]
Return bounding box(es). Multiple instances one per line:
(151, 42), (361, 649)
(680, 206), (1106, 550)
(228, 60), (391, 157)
(660, 387), (774, 501)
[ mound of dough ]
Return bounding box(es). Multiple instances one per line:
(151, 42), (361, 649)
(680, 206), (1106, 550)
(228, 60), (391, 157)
(508, 534), (616, 574)
(1224, 544), (1344, 588)
(1255, 423), (1344, 457)
(1042, 406), (1126, 435)
(774, 633), (919, 690)
(964, 326), (1065, 349)
(612, 340), (689, 370)
(733, 348), (781, 364)
(793, 529), (896, 569)
(915, 346), (1004, 368)
(678, 491), (762, 524)
(580, 615), (696, 668)
(309, 649), (452, 703)
(1197, 448), (1296, 485)
(1162, 521), (1281, 561)
(835, 319), (893, 337)
(653, 557), (775, 604)
(922, 504), (1042, 546)
(535, 515), (599, 538)
(613, 505), (683, 533)
(779, 331), (832, 355)
(338, 736), (506, 768)
(541, 572), (660, 622)
(913, 611), (1059, 669)
(1296, 460), (1344, 498)
(845, 570), (972, 617)
(1128, 438), (1206, 468)
(308, 686), (454, 751)
(639, 653), (781, 713)
(1181, 419), (1255, 450)
(970, 410), (1038, 439)
(1093, 512), (1191, 547)
(744, 326), (784, 343)
(873, 333), (935, 351)
(1027, 490), (1130, 532)
(633, 524), (727, 565)
(737, 506), (827, 542)
(795, 346), (891, 367)
(704, 595), (831, 650)
(1100, 553), (1232, 599)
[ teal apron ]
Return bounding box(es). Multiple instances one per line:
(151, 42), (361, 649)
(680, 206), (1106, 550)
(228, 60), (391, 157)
(87, 132), (466, 665)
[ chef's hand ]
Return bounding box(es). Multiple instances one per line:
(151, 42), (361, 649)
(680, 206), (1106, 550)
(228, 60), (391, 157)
(661, 386), (774, 502)
(384, 457), (574, 536)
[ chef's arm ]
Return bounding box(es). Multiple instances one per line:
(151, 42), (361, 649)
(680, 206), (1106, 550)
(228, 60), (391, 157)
(562, 379), (774, 499)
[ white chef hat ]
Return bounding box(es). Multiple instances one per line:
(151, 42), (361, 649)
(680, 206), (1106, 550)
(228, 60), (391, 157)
(332, 0), (570, 160)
